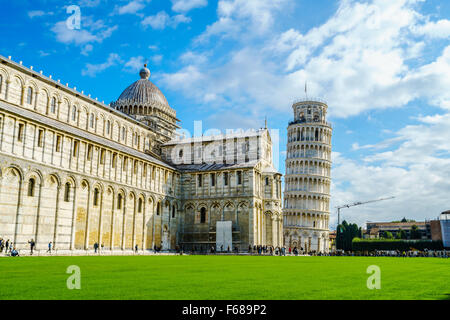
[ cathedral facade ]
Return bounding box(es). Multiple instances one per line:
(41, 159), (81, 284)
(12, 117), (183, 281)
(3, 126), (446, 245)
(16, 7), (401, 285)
(0, 55), (282, 254)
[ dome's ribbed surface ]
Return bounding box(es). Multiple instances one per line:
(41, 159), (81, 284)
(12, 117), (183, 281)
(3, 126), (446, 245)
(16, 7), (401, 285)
(116, 79), (169, 107)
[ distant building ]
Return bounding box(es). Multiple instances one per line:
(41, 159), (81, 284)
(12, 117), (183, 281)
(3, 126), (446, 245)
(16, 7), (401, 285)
(365, 221), (431, 240)
(328, 231), (336, 251)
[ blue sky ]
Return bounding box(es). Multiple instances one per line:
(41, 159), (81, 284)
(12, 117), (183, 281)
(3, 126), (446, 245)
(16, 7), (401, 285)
(1, 0), (450, 228)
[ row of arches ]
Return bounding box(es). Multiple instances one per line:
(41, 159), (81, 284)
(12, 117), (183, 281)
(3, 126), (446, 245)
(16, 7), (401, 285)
(284, 229), (329, 253)
(0, 165), (179, 252)
(288, 126), (332, 144)
(286, 160), (331, 176)
(0, 66), (158, 155)
(283, 212), (329, 230)
(115, 105), (174, 124)
(284, 176), (331, 194)
(284, 194), (330, 212)
(286, 144), (331, 160)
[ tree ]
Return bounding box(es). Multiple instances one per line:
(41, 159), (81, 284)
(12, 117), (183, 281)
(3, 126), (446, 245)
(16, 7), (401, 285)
(401, 217), (407, 223)
(396, 229), (407, 240)
(336, 220), (362, 251)
(410, 225), (421, 239)
(382, 231), (394, 239)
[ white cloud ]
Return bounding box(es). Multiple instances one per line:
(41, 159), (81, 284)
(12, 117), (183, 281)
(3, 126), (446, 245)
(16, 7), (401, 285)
(142, 11), (191, 29)
(197, 0), (288, 41)
(28, 10), (53, 18)
(114, 0), (149, 15)
(124, 56), (145, 73)
(51, 18), (117, 47)
(78, 0), (103, 7)
(412, 18), (450, 39)
(171, 0), (208, 13)
(82, 53), (122, 77)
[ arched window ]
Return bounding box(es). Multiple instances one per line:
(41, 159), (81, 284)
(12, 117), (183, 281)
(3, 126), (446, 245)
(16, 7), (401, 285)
(64, 183), (71, 202)
(179, 149), (183, 158)
(117, 194), (123, 210)
(106, 120), (110, 135)
(265, 177), (269, 186)
(27, 87), (33, 105)
(0, 74), (3, 93)
(200, 207), (206, 223)
(90, 113), (95, 128)
(51, 97), (57, 113)
(121, 127), (125, 141)
(157, 202), (161, 216)
(93, 188), (99, 206)
(138, 198), (143, 213)
(28, 178), (36, 197)
(72, 106), (77, 121)
(172, 205), (176, 218)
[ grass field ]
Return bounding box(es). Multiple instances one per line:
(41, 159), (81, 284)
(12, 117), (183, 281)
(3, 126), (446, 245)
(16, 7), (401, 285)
(0, 255), (449, 300)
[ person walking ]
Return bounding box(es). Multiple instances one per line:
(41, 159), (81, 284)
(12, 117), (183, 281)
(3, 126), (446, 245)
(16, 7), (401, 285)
(135, 244), (138, 253)
(94, 242), (99, 254)
(0, 238), (3, 253)
(47, 242), (52, 253)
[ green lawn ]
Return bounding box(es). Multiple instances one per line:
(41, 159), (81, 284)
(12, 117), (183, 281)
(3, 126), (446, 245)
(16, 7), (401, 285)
(0, 255), (448, 300)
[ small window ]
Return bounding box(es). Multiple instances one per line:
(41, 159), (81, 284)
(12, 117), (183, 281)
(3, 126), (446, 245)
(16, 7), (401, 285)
(156, 202), (161, 216)
(100, 150), (105, 164)
(117, 194), (123, 210)
(134, 160), (138, 174)
(138, 198), (143, 213)
(64, 183), (71, 202)
(172, 205), (176, 218)
(123, 157), (128, 171)
(112, 153), (117, 168)
(90, 114), (95, 128)
(55, 135), (62, 152)
(200, 207), (206, 224)
(51, 97), (57, 113)
(27, 87), (33, 105)
(179, 149), (183, 158)
(72, 106), (77, 121)
(211, 173), (215, 187)
(198, 174), (202, 187)
(0, 75), (2, 93)
(121, 127), (126, 141)
(17, 123), (24, 142)
(93, 188), (99, 206)
(224, 172), (228, 186)
(237, 171), (242, 185)
(87, 145), (93, 160)
(73, 140), (79, 157)
(37, 129), (44, 147)
(265, 177), (269, 186)
(106, 120), (110, 135)
(28, 178), (36, 197)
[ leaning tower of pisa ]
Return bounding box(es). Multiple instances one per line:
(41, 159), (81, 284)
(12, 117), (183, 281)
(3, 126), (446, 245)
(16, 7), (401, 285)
(283, 99), (332, 253)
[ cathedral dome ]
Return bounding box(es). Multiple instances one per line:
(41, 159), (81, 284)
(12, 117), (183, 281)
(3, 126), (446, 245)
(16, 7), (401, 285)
(111, 64), (175, 118)
(115, 64), (169, 108)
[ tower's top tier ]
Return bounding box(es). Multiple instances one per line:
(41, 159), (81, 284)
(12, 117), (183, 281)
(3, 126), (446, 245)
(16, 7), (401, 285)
(291, 99), (328, 125)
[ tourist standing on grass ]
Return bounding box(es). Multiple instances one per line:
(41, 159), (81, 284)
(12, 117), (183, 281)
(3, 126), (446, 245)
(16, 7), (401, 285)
(0, 238), (3, 253)
(28, 239), (35, 255)
(94, 242), (99, 253)
(135, 244), (138, 253)
(47, 242), (52, 253)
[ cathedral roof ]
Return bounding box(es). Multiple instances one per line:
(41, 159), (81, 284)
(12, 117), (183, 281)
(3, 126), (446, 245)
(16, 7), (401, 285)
(112, 65), (174, 116)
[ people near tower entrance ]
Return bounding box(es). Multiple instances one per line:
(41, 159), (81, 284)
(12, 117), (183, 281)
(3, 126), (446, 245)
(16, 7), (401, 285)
(282, 247), (286, 256)
(94, 242), (99, 253)
(135, 244), (138, 253)
(289, 247), (292, 255)
(293, 247), (298, 256)
(220, 245), (223, 252)
(28, 239), (35, 255)
(47, 242), (52, 253)
(0, 238), (4, 253)
(101, 243), (104, 251)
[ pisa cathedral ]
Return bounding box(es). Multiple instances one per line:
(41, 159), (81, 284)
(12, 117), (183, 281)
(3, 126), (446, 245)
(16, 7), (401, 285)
(283, 99), (332, 253)
(0, 54), (283, 254)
